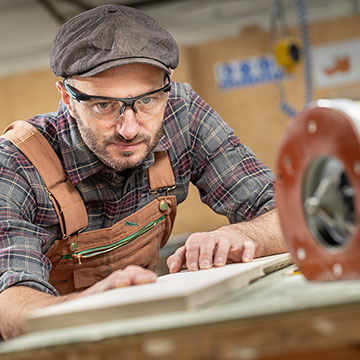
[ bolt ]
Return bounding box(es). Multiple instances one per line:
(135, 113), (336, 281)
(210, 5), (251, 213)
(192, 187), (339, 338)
(354, 161), (360, 175)
(297, 247), (306, 260)
(308, 120), (317, 134)
(333, 263), (343, 277)
(283, 155), (293, 172)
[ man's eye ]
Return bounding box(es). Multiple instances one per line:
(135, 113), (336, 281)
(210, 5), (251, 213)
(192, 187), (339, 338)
(93, 101), (118, 113)
(97, 102), (110, 109)
(139, 96), (156, 105)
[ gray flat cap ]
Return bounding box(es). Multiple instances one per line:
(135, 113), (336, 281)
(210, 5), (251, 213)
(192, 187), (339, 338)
(50, 4), (179, 78)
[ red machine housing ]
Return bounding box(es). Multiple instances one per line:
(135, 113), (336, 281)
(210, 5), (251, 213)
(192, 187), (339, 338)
(276, 100), (360, 280)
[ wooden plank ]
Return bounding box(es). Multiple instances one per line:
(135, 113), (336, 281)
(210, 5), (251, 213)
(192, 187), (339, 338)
(26, 253), (292, 332)
(2, 286), (360, 360)
(2, 257), (359, 360)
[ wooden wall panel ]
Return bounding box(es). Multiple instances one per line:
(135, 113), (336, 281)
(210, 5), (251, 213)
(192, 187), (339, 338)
(0, 69), (59, 131)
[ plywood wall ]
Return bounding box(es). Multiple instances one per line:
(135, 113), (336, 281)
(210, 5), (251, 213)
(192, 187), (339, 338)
(0, 69), (59, 130)
(0, 14), (359, 236)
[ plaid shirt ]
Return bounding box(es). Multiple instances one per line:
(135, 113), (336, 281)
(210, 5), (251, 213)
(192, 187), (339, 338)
(0, 81), (275, 295)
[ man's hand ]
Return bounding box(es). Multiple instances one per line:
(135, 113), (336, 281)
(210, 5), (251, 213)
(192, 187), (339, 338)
(82, 265), (157, 296)
(167, 228), (255, 273)
(167, 209), (287, 273)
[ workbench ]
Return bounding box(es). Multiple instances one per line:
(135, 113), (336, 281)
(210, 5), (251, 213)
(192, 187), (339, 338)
(1, 264), (360, 360)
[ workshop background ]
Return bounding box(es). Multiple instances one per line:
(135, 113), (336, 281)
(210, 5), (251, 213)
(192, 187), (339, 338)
(0, 0), (359, 238)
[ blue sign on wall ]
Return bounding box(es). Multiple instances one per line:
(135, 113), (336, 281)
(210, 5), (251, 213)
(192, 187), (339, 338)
(214, 54), (285, 90)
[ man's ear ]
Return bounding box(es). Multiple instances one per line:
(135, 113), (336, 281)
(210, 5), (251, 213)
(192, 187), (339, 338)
(56, 81), (76, 117)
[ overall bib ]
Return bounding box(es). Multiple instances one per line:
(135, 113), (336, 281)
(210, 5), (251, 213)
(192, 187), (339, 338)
(3, 121), (177, 295)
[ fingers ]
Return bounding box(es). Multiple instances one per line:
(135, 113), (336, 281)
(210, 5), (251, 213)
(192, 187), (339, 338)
(199, 236), (217, 269)
(185, 234), (201, 271)
(229, 239), (255, 263)
(168, 229), (257, 273)
(167, 235), (219, 272)
(171, 232), (232, 271)
(241, 240), (256, 262)
(186, 231), (234, 270)
(116, 265), (157, 287)
(213, 236), (231, 267)
(167, 246), (186, 273)
(83, 265), (157, 296)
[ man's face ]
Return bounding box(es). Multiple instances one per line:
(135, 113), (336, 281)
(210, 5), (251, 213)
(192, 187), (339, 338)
(62, 64), (168, 171)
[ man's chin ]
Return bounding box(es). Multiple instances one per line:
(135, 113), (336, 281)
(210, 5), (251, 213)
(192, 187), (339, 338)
(102, 139), (158, 171)
(105, 152), (147, 171)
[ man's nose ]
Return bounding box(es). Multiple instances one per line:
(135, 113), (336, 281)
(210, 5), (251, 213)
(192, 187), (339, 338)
(116, 107), (140, 140)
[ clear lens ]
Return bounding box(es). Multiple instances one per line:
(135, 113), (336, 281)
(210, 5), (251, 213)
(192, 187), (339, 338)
(81, 91), (168, 121)
(88, 100), (120, 117)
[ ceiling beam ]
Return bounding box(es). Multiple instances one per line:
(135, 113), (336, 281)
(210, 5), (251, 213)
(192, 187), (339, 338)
(36, 0), (92, 25)
(36, 0), (66, 24)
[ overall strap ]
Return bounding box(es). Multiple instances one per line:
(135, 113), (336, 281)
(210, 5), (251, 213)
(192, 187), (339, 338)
(2, 121), (88, 238)
(146, 151), (176, 191)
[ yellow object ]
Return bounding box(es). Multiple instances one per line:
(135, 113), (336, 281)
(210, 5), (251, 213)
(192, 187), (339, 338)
(274, 38), (301, 72)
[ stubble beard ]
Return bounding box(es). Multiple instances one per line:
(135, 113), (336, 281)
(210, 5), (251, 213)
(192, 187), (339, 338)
(72, 108), (164, 171)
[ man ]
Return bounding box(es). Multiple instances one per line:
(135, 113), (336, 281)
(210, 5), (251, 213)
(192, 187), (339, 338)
(0, 4), (286, 339)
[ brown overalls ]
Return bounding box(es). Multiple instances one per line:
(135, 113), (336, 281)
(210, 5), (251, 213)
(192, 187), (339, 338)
(2, 121), (177, 295)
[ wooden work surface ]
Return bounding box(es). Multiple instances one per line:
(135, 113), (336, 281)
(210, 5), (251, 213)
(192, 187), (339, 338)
(1, 264), (360, 360)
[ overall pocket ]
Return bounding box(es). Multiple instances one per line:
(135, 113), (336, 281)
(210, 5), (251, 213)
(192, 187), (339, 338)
(61, 215), (165, 264)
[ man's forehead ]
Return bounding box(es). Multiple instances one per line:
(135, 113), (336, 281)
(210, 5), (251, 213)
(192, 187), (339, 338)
(68, 66), (167, 97)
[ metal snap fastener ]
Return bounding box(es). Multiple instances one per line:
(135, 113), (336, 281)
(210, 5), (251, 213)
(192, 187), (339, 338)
(159, 200), (169, 211)
(69, 242), (78, 252)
